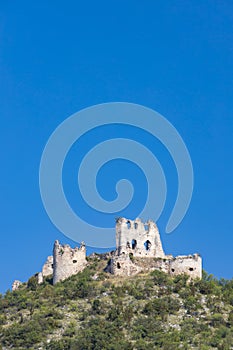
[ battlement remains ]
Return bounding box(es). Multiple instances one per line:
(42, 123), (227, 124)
(53, 240), (87, 284)
(116, 217), (165, 258)
(108, 217), (202, 279)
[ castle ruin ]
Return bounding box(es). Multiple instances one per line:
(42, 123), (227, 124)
(53, 240), (87, 284)
(36, 240), (87, 285)
(107, 217), (202, 279)
(12, 217), (202, 290)
(116, 217), (165, 258)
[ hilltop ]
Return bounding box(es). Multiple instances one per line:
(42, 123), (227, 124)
(0, 254), (233, 350)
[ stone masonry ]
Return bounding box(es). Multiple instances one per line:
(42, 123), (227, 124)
(36, 241), (87, 285)
(13, 217), (202, 290)
(37, 255), (54, 284)
(108, 217), (202, 279)
(12, 280), (22, 291)
(116, 217), (165, 258)
(53, 240), (87, 284)
(42, 256), (54, 277)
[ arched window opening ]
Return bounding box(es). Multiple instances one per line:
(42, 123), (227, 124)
(132, 239), (137, 249)
(144, 240), (151, 251)
(134, 223), (138, 229)
(127, 221), (131, 229)
(117, 262), (121, 269)
(144, 224), (149, 231)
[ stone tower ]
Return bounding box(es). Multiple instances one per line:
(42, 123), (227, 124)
(116, 217), (165, 258)
(53, 240), (87, 284)
(108, 217), (202, 279)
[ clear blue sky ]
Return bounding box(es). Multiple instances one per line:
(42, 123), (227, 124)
(0, 1), (232, 293)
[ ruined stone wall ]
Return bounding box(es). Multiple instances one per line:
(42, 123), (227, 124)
(12, 217), (202, 288)
(108, 256), (169, 276)
(53, 240), (87, 284)
(116, 217), (165, 258)
(108, 255), (141, 276)
(109, 255), (202, 279)
(133, 257), (171, 274)
(12, 280), (22, 291)
(42, 256), (53, 277)
(110, 217), (202, 279)
(37, 255), (54, 284)
(169, 254), (202, 279)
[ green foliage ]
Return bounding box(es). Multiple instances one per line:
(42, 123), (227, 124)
(143, 295), (180, 322)
(27, 275), (39, 291)
(92, 299), (102, 314)
(0, 264), (233, 350)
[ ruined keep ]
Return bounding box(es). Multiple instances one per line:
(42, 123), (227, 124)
(116, 217), (165, 258)
(37, 240), (87, 285)
(53, 240), (87, 284)
(108, 217), (202, 279)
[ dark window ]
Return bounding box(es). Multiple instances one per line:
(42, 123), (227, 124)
(189, 267), (194, 271)
(134, 223), (138, 229)
(171, 268), (175, 272)
(127, 221), (131, 229)
(144, 240), (151, 251)
(117, 262), (121, 269)
(73, 260), (77, 264)
(132, 239), (137, 249)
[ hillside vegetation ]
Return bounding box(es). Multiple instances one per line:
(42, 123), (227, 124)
(0, 255), (233, 350)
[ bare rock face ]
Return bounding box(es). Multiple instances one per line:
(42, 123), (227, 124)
(53, 240), (87, 285)
(109, 217), (202, 279)
(12, 280), (22, 291)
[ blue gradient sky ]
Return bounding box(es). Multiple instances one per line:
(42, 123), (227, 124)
(0, 1), (232, 293)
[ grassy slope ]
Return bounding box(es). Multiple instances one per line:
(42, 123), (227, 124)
(0, 255), (233, 350)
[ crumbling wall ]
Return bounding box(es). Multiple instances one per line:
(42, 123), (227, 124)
(108, 255), (142, 276)
(12, 280), (22, 291)
(116, 217), (165, 258)
(108, 256), (170, 276)
(110, 217), (202, 279)
(53, 240), (87, 284)
(42, 256), (53, 277)
(37, 255), (54, 284)
(169, 254), (202, 279)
